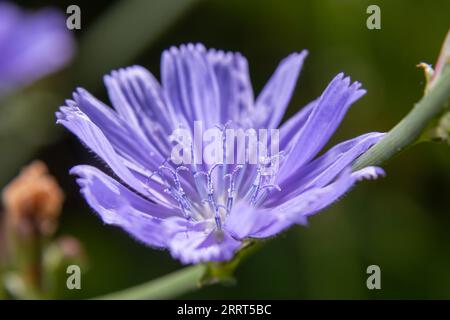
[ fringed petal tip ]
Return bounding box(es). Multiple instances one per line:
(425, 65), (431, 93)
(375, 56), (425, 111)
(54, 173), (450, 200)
(103, 65), (150, 84)
(168, 229), (241, 265)
(163, 43), (207, 61)
(159, 217), (239, 264)
(55, 103), (79, 124)
(55, 88), (94, 124)
(330, 72), (367, 98)
(72, 87), (97, 105)
(353, 166), (386, 181)
(68, 165), (176, 248)
(289, 49), (309, 62)
(69, 164), (87, 177)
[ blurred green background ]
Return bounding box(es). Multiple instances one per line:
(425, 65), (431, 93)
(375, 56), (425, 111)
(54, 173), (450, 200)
(2, 0), (450, 299)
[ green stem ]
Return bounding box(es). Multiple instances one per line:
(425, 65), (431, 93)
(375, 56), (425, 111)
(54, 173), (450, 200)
(95, 264), (206, 300)
(353, 66), (450, 170)
(92, 59), (450, 301)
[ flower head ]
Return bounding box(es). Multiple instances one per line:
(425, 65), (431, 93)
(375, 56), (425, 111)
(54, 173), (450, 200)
(0, 2), (74, 95)
(57, 43), (384, 264)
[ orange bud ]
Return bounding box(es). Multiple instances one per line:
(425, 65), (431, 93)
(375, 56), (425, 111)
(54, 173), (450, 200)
(2, 161), (64, 236)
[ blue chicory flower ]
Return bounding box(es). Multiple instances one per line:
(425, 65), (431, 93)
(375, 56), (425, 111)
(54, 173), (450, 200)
(57, 43), (385, 264)
(0, 2), (74, 95)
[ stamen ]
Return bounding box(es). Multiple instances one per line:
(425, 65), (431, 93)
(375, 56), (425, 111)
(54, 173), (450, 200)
(259, 184), (281, 192)
(159, 165), (185, 190)
(215, 205), (227, 232)
(148, 158), (169, 183)
(214, 121), (232, 196)
(148, 125), (284, 230)
(224, 165), (243, 214)
(193, 170), (208, 203)
(243, 168), (262, 205)
(206, 163), (223, 229)
(158, 165), (193, 220)
(163, 187), (191, 220)
(253, 184), (281, 207)
(189, 141), (209, 202)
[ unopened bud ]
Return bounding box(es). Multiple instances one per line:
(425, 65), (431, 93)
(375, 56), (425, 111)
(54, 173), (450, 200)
(419, 29), (450, 93)
(2, 161), (64, 236)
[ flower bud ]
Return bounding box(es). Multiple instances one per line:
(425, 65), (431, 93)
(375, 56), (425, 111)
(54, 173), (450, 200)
(2, 161), (64, 236)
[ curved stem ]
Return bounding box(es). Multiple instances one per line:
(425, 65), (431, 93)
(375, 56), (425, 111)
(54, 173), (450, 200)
(95, 264), (206, 300)
(353, 66), (450, 170)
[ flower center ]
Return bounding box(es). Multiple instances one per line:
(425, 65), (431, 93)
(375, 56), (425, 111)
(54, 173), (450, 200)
(150, 156), (282, 231)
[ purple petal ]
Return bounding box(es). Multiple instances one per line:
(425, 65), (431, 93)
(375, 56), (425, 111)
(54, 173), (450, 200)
(104, 66), (176, 156)
(165, 217), (241, 264)
(279, 99), (316, 151)
(282, 166), (385, 222)
(227, 167), (385, 239)
(252, 51), (308, 129)
(161, 43), (221, 129)
(71, 165), (180, 248)
(273, 132), (385, 205)
(207, 49), (254, 125)
(224, 201), (284, 240)
(56, 105), (170, 205)
(279, 73), (366, 179)
(71, 88), (166, 171)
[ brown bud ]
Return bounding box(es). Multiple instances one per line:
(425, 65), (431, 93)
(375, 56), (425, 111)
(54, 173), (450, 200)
(2, 161), (64, 236)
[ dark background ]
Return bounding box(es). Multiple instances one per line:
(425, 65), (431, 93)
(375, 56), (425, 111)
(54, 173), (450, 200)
(2, 0), (450, 299)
